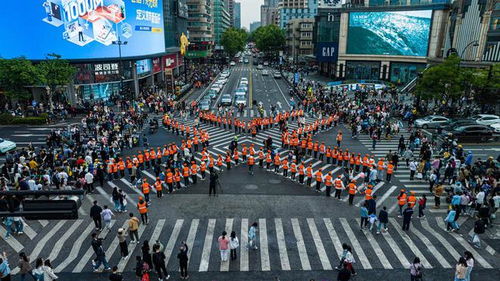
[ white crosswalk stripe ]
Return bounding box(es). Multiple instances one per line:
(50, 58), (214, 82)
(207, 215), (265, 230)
(7, 216), (498, 273)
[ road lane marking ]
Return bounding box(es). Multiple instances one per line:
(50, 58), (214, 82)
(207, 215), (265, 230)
(274, 218), (291, 270)
(388, 218), (432, 268)
(323, 218), (343, 259)
(355, 219), (392, 269)
(291, 218), (311, 270)
(220, 218), (234, 272)
(54, 222), (95, 272)
(240, 218), (249, 271)
(72, 220), (116, 272)
(164, 219), (184, 266)
(339, 218), (371, 269)
(307, 218), (332, 270)
(199, 219), (216, 272)
(259, 218), (271, 271)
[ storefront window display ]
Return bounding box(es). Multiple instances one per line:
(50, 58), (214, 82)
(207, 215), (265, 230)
(390, 62), (426, 85)
(345, 61), (380, 81)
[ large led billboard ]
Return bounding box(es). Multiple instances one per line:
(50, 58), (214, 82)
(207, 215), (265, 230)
(347, 10), (432, 57)
(0, 0), (165, 60)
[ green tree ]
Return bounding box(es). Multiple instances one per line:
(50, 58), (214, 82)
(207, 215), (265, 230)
(37, 54), (76, 110)
(252, 25), (285, 53)
(464, 63), (500, 104)
(221, 28), (248, 57)
(0, 57), (40, 101)
(415, 55), (463, 102)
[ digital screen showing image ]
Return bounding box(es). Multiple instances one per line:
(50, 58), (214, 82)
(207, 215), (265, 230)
(0, 0), (165, 60)
(347, 10), (432, 57)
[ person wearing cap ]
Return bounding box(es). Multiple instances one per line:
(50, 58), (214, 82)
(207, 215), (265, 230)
(117, 228), (129, 259)
(347, 180), (357, 205)
(324, 172), (333, 197)
(154, 177), (163, 199)
(315, 169), (323, 192)
(137, 197), (148, 224)
(397, 189), (407, 218)
(333, 175), (344, 199)
(407, 191), (417, 208)
(141, 178), (151, 204)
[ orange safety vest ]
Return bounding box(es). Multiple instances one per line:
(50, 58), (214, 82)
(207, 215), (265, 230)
(387, 164), (394, 174)
(137, 202), (148, 214)
(315, 172), (323, 182)
(398, 194), (407, 206)
(348, 183), (357, 195)
(166, 172), (173, 183)
(365, 189), (373, 200)
(334, 179), (343, 189)
(154, 181), (162, 191)
(325, 175), (333, 186)
(142, 183), (150, 194)
(248, 157), (255, 165)
(306, 167), (313, 177)
(408, 195), (417, 207)
(183, 166), (190, 177)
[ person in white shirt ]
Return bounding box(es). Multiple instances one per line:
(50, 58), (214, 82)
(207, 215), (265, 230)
(100, 205), (114, 230)
(229, 231), (239, 260)
(85, 171), (94, 193)
(476, 191), (485, 206)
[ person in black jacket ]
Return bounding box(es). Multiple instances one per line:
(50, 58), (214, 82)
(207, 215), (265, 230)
(177, 246), (189, 280)
(90, 201), (103, 230)
(377, 206), (389, 234)
(152, 244), (169, 280)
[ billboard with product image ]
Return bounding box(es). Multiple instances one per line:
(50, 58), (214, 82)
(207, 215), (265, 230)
(0, 0), (165, 60)
(347, 10), (432, 57)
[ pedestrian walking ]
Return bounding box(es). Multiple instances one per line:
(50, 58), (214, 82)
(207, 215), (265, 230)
(454, 257), (468, 281)
(101, 205), (114, 230)
(17, 252), (34, 281)
(229, 231), (239, 260)
(90, 200), (103, 230)
(377, 206), (389, 234)
(128, 213), (140, 243)
(117, 228), (129, 259)
(141, 240), (152, 269)
(41, 259), (58, 281)
(152, 244), (170, 280)
(409, 257), (423, 281)
(247, 222), (258, 250)
(464, 251), (474, 281)
(445, 208), (458, 232)
(336, 244), (356, 276)
(0, 251), (11, 281)
(91, 232), (111, 272)
(360, 203), (369, 230)
(137, 196), (149, 224)
(209, 170), (218, 196)
(32, 258), (44, 281)
(337, 262), (352, 281)
(177, 246), (189, 280)
(218, 231), (230, 262)
(469, 218), (485, 248)
(397, 189), (407, 218)
(417, 194), (427, 218)
(134, 256), (150, 281)
(433, 183), (444, 209)
(402, 204), (414, 231)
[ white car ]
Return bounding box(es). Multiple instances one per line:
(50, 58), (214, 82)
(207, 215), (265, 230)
(220, 94), (232, 106)
(235, 95), (247, 106)
(473, 114), (500, 126)
(217, 78), (228, 85)
(240, 78), (248, 86)
(210, 84), (222, 93)
(230, 61), (236, 66)
(0, 138), (16, 153)
(414, 115), (450, 129)
(199, 100), (210, 111)
(263, 61), (269, 66)
(490, 123), (500, 133)
(257, 64), (263, 70)
(262, 70), (269, 76)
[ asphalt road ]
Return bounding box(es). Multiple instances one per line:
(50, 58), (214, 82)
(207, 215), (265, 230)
(0, 66), (499, 280)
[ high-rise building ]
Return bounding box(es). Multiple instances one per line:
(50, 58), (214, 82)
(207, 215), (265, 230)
(187, 0), (213, 58)
(261, 0), (279, 26)
(213, 0), (232, 45)
(285, 18), (314, 61)
(250, 21), (262, 32)
(278, 0), (318, 29)
(226, 0), (235, 27)
(233, 2), (241, 29)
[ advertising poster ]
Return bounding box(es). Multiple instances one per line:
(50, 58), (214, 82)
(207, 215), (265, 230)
(347, 10), (432, 57)
(0, 0), (165, 60)
(136, 58), (152, 75)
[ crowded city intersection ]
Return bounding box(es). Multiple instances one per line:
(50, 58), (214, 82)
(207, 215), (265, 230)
(0, 54), (499, 281)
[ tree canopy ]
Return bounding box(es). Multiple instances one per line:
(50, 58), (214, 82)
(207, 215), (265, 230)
(37, 54), (76, 108)
(415, 55), (499, 104)
(251, 24), (285, 53)
(0, 57), (41, 100)
(221, 28), (248, 57)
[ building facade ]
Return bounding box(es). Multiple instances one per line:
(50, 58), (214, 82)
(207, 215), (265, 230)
(213, 0), (232, 45)
(250, 21), (262, 32)
(278, 0), (318, 29)
(226, 0), (235, 27)
(234, 2), (241, 29)
(187, 0), (213, 58)
(286, 18), (315, 62)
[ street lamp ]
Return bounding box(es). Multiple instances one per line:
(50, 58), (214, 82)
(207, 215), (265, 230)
(112, 37), (128, 98)
(460, 40), (479, 60)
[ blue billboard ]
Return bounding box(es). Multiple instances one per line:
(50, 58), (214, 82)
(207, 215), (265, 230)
(347, 10), (432, 57)
(316, 42), (339, 62)
(0, 0), (165, 60)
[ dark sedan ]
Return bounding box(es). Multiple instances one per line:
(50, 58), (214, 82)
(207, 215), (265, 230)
(443, 124), (494, 142)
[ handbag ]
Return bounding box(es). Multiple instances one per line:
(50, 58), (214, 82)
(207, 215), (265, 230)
(416, 172), (423, 179)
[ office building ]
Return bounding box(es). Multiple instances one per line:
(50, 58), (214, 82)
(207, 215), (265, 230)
(286, 18), (314, 62)
(213, 0), (232, 45)
(278, 0), (318, 29)
(234, 2), (241, 29)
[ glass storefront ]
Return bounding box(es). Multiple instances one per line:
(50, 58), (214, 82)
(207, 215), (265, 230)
(390, 62), (426, 85)
(345, 61), (380, 81)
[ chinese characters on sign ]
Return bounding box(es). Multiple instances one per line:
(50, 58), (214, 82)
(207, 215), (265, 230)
(94, 63), (120, 76)
(136, 9), (161, 24)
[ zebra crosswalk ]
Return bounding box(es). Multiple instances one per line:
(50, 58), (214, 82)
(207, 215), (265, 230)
(2, 216), (497, 273)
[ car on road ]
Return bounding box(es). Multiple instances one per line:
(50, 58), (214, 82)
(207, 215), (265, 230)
(217, 78), (228, 85)
(257, 64), (263, 70)
(235, 89), (246, 98)
(235, 95), (247, 106)
(239, 58), (243, 63)
(220, 71), (230, 78)
(206, 89), (218, 99)
(263, 61), (269, 66)
(490, 123), (500, 133)
(441, 119), (477, 130)
(220, 94), (232, 106)
(230, 61), (236, 66)
(238, 84), (248, 92)
(443, 124), (494, 142)
(262, 70), (269, 76)
(211, 84), (223, 93)
(199, 99), (211, 111)
(0, 138), (16, 153)
(273, 72), (282, 79)
(240, 78), (249, 86)
(244, 59), (249, 64)
(414, 115), (450, 129)
(472, 114), (500, 125)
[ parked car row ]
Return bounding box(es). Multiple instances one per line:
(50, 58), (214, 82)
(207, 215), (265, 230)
(200, 70), (231, 111)
(414, 114), (500, 142)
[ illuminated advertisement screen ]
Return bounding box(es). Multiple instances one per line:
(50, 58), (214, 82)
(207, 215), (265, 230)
(0, 0), (165, 60)
(347, 10), (432, 57)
